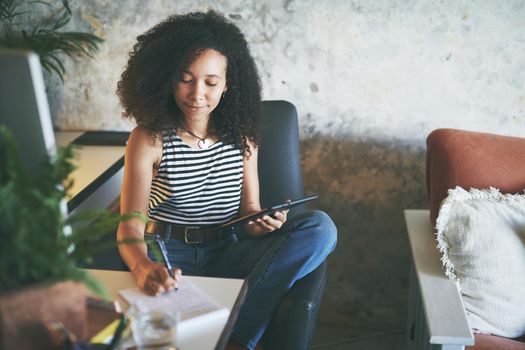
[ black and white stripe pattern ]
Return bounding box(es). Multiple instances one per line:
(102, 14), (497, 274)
(148, 134), (243, 226)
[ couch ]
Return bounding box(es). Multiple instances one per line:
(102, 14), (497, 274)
(404, 128), (525, 350)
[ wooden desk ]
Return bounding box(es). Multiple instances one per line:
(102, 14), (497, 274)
(85, 270), (246, 350)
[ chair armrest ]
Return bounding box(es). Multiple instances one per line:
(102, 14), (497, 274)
(262, 261), (327, 350)
(404, 209), (474, 346)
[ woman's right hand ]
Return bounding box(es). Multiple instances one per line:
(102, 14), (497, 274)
(134, 260), (182, 296)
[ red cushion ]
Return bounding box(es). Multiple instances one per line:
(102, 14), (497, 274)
(426, 128), (525, 225)
(468, 334), (525, 350)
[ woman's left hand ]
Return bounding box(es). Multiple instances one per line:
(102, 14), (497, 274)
(247, 209), (289, 236)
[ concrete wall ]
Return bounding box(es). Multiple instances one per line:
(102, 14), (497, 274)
(43, 0), (525, 341)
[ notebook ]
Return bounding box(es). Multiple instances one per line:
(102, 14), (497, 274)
(117, 277), (229, 334)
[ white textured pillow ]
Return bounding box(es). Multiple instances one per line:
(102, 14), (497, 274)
(436, 187), (525, 338)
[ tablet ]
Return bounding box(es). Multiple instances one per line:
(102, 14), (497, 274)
(218, 194), (318, 229)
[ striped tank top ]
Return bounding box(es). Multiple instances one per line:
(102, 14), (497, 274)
(148, 134), (244, 226)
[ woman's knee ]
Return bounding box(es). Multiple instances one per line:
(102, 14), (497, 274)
(291, 210), (337, 253)
(312, 210), (337, 251)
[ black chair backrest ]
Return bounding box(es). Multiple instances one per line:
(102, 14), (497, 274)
(258, 100), (305, 214)
(85, 100), (306, 271)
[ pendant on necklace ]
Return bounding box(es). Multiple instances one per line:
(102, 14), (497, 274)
(198, 139), (211, 149)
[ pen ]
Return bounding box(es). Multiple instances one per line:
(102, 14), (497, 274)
(156, 235), (175, 279)
(106, 314), (128, 350)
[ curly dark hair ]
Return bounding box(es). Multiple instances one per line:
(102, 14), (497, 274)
(117, 10), (262, 155)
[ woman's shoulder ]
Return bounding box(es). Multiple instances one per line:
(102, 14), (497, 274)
(129, 126), (163, 147)
(126, 126), (164, 163)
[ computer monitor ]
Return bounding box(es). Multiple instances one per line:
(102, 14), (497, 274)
(0, 49), (57, 173)
(0, 49), (68, 217)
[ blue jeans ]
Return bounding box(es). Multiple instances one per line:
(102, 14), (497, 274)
(147, 210), (337, 349)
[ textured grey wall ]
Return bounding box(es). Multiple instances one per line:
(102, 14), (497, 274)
(45, 0), (525, 343)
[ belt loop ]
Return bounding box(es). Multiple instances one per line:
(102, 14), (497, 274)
(165, 224), (172, 243)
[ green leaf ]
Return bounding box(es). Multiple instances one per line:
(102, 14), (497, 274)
(0, 0), (104, 81)
(146, 239), (164, 265)
(52, 8), (71, 31)
(0, 0), (17, 23)
(0, 128), (132, 295)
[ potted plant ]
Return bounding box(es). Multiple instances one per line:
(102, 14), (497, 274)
(0, 2), (128, 348)
(0, 127), (144, 348)
(0, 0), (104, 81)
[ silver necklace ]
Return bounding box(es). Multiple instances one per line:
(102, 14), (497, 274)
(180, 126), (211, 149)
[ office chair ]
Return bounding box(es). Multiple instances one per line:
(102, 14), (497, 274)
(87, 100), (327, 349)
(257, 100), (327, 350)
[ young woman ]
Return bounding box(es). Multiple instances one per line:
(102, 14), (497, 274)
(116, 10), (337, 350)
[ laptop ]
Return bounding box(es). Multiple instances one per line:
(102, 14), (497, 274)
(0, 49), (57, 172)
